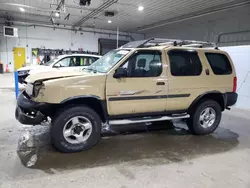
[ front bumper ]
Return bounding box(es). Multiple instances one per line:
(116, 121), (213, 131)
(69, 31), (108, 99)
(15, 106), (45, 125)
(15, 92), (48, 125)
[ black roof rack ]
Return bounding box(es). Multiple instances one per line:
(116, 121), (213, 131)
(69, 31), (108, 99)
(121, 38), (216, 49)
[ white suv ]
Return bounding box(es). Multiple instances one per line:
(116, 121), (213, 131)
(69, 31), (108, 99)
(18, 54), (101, 83)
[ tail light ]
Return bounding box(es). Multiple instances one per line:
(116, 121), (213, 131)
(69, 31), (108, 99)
(233, 76), (237, 92)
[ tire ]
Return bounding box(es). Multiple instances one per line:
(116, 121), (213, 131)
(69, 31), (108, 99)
(187, 100), (221, 135)
(51, 105), (101, 153)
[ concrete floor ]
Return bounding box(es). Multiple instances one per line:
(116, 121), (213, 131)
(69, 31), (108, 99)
(0, 83), (250, 187)
(0, 73), (25, 91)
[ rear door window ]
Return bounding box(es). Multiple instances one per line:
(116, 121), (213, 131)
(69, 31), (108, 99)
(80, 57), (99, 66)
(205, 53), (232, 75)
(56, 56), (76, 67)
(168, 50), (202, 76)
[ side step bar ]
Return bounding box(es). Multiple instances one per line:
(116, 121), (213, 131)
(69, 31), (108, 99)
(109, 114), (190, 125)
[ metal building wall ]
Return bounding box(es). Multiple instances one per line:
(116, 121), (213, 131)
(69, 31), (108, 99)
(145, 5), (250, 109)
(145, 5), (250, 46)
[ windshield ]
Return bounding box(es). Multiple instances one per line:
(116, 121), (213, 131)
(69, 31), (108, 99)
(44, 57), (59, 66)
(86, 49), (130, 73)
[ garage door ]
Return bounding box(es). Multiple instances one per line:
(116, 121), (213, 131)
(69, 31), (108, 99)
(98, 38), (129, 55)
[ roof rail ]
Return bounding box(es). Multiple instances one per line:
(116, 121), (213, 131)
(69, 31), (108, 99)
(121, 38), (216, 48)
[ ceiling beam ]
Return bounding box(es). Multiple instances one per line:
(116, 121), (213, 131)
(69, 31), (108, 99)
(0, 9), (50, 17)
(55, 0), (65, 11)
(50, 3), (95, 11)
(72, 0), (118, 28)
(1, 19), (134, 40)
(0, 3), (63, 13)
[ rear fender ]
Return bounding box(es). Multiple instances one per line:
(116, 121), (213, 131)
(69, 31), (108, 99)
(188, 91), (226, 113)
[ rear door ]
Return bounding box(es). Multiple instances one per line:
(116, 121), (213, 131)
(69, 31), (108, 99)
(203, 52), (235, 93)
(53, 56), (78, 71)
(53, 56), (88, 72)
(165, 49), (209, 111)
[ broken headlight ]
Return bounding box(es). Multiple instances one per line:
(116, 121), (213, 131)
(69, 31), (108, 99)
(32, 81), (44, 97)
(18, 70), (30, 76)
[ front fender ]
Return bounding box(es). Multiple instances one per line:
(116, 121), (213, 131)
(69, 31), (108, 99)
(33, 74), (106, 103)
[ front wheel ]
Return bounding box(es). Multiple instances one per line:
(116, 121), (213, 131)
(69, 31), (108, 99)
(187, 100), (222, 135)
(51, 106), (101, 153)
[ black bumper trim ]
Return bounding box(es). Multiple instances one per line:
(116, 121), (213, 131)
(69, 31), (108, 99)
(16, 92), (49, 125)
(225, 92), (238, 107)
(17, 92), (47, 110)
(15, 106), (45, 125)
(18, 74), (29, 84)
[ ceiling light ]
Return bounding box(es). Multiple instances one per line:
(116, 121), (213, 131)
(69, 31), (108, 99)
(19, 7), (25, 12)
(138, 6), (144, 11)
(108, 20), (112, 23)
(55, 12), (60, 17)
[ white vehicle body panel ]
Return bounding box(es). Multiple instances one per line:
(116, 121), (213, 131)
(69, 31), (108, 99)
(18, 54), (101, 75)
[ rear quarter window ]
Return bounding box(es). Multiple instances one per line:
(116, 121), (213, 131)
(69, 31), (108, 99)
(205, 53), (232, 75)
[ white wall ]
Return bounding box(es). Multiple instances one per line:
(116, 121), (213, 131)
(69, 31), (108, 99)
(220, 46), (250, 109)
(0, 25), (144, 72)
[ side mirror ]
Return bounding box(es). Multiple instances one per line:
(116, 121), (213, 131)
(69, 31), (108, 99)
(53, 63), (61, 68)
(113, 67), (127, 78)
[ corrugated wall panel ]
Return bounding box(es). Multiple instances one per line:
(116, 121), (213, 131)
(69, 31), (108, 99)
(145, 5), (250, 46)
(91, 0), (249, 31)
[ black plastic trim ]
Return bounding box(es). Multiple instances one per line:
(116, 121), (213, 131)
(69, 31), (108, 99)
(15, 106), (45, 125)
(17, 91), (48, 110)
(60, 95), (108, 122)
(188, 91), (225, 112)
(167, 94), (190, 98)
(18, 75), (28, 84)
(225, 92), (238, 107)
(101, 100), (109, 120)
(15, 92), (49, 125)
(60, 95), (101, 104)
(109, 94), (190, 101)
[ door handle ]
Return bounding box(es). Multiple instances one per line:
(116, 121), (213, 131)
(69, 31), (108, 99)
(156, 82), (165, 85)
(205, 69), (210, 75)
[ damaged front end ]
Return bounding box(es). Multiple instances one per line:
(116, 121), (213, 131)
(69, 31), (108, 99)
(15, 91), (50, 125)
(15, 71), (90, 125)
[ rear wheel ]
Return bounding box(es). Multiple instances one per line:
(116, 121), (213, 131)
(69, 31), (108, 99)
(51, 106), (101, 153)
(187, 100), (221, 135)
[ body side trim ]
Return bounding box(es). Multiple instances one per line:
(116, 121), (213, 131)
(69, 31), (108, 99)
(108, 94), (190, 101)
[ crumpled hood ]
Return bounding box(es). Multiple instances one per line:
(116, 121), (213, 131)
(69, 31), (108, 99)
(25, 70), (88, 83)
